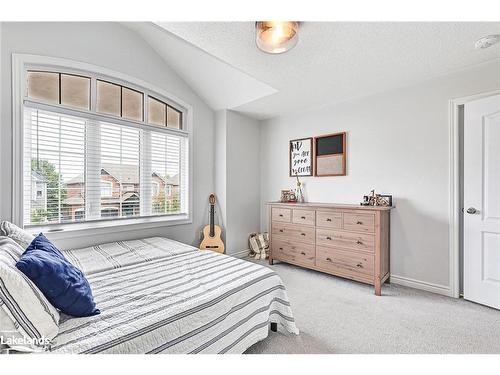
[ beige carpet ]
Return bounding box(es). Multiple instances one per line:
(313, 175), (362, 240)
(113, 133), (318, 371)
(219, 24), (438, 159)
(245, 259), (500, 354)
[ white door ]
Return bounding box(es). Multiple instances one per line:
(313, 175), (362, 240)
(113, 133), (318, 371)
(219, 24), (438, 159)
(464, 94), (500, 309)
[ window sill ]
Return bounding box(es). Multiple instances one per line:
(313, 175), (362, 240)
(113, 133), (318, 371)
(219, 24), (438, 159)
(27, 214), (192, 241)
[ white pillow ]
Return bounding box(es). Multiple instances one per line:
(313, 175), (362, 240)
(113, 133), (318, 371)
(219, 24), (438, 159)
(0, 236), (59, 351)
(0, 221), (34, 249)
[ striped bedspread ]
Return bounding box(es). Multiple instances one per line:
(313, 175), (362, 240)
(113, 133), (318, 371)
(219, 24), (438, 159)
(51, 237), (298, 354)
(63, 237), (196, 275)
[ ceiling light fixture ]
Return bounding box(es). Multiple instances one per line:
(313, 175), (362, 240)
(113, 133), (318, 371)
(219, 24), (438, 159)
(255, 21), (299, 54)
(474, 34), (500, 49)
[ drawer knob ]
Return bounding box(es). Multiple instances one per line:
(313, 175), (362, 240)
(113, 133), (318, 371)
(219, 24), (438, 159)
(326, 236), (332, 240)
(279, 229), (284, 232)
(356, 221), (363, 225)
(356, 240), (363, 245)
(301, 233), (306, 236)
(279, 247), (283, 250)
(326, 257), (332, 262)
(326, 218), (332, 222)
(279, 214), (283, 217)
(356, 263), (363, 268)
(300, 251), (306, 255)
(301, 216), (306, 219)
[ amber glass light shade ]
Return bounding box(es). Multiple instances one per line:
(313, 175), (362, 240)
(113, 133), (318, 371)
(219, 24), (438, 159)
(256, 21), (299, 54)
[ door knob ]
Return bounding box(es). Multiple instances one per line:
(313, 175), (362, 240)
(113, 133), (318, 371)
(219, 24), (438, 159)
(466, 207), (478, 214)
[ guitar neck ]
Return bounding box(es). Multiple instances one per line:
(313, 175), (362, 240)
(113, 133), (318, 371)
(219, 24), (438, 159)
(209, 204), (215, 237)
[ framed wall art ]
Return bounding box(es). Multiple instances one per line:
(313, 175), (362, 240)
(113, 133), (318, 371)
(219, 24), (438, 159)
(289, 137), (313, 176)
(314, 132), (346, 176)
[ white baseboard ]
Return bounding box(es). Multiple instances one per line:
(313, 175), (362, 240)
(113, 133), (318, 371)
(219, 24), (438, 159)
(227, 249), (250, 259)
(390, 274), (453, 297)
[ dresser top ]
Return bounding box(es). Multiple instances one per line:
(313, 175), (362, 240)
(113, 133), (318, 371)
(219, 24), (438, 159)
(266, 201), (393, 211)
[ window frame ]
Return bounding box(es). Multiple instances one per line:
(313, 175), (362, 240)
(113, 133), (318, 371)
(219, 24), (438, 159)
(100, 181), (113, 198)
(12, 54), (193, 238)
(151, 181), (160, 197)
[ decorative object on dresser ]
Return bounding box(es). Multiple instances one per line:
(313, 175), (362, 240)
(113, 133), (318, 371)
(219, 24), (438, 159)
(290, 137), (313, 176)
(200, 194), (225, 253)
(295, 176), (305, 203)
(314, 132), (347, 176)
(267, 202), (393, 295)
(280, 189), (297, 203)
(361, 189), (393, 207)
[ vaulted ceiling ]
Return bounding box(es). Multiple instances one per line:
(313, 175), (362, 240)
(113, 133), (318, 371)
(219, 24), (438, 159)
(128, 22), (500, 120)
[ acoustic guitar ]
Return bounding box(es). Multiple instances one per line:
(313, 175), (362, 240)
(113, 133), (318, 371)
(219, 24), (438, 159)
(200, 194), (225, 253)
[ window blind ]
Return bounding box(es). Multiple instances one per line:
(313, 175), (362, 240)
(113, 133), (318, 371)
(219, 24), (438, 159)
(23, 106), (188, 227)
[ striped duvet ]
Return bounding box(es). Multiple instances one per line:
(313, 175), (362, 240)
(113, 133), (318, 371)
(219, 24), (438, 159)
(51, 237), (298, 354)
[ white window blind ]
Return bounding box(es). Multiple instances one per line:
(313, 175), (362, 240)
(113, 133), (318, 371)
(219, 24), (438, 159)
(23, 106), (188, 227)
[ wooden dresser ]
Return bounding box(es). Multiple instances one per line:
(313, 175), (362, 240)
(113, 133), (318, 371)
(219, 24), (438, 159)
(267, 202), (392, 295)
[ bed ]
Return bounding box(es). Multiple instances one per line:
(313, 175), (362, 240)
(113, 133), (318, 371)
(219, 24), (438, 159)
(49, 237), (298, 354)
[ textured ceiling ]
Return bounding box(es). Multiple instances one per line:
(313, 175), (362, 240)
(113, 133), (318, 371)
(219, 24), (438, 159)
(125, 23), (276, 111)
(144, 22), (500, 119)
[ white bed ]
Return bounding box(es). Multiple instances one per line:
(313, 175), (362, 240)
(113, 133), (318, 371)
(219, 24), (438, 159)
(50, 237), (298, 354)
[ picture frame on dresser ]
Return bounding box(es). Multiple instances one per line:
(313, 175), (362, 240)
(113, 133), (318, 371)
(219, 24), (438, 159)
(267, 202), (393, 296)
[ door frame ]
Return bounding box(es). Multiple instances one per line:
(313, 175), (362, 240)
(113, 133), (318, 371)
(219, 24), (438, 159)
(448, 89), (500, 298)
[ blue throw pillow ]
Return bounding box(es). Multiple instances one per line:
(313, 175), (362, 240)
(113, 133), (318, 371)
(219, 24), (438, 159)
(16, 233), (100, 317)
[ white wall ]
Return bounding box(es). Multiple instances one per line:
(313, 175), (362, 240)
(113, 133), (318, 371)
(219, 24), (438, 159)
(0, 22), (3, 222)
(214, 110), (261, 255)
(260, 60), (500, 291)
(226, 111), (261, 254)
(214, 110), (227, 235)
(0, 22), (215, 250)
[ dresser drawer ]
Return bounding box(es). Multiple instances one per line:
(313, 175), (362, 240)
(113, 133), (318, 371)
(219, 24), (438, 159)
(343, 213), (375, 233)
(316, 210), (342, 229)
(271, 222), (315, 244)
(316, 246), (374, 278)
(316, 228), (375, 252)
(292, 209), (315, 226)
(273, 239), (315, 266)
(272, 207), (291, 222)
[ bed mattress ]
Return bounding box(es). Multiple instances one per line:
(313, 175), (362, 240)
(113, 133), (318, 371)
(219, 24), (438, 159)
(50, 237), (298, 354)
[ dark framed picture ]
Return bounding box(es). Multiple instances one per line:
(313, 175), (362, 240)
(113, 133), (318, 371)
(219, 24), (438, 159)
(378, 195), (393, 207)
(314, 132), (347, 176)
(289, 138), (313, 176)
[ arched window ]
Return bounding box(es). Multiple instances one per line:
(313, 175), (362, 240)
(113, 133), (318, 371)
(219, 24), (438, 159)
(15, 55), (191, 230)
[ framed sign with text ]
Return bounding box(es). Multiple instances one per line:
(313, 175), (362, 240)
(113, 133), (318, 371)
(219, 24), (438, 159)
(289, 137), (313, 176)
